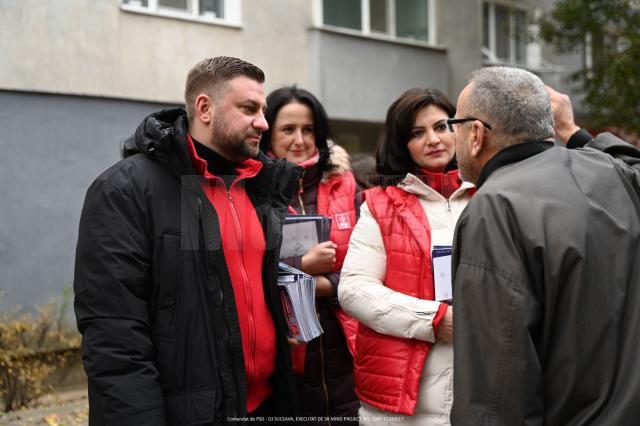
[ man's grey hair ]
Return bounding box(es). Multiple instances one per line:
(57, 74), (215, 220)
(467, 66), (554, 144)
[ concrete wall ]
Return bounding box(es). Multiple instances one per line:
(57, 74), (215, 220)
(438, 0), (483, 101)
(0, 0), (312, 102)
(0, 90), (176, 312)
(309, 29), (449, 122)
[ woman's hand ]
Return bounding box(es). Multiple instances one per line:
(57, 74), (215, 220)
(301, 241), (337, 275)
(436, 305), (453, 343)
(287, 337), (302, 347)
(314, 275), (337, 298)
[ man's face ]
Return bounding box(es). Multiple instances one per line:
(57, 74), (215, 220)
(211, 76), (268, 162)
(454, 84), (482, 184)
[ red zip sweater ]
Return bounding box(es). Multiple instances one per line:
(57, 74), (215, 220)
(186, 135), (276, 413)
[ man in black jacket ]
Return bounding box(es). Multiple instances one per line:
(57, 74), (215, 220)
(450, 66), (640, 425)
(74, 57), (301, 425)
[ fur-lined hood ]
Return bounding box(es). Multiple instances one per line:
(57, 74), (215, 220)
(323, 141), (351, 182)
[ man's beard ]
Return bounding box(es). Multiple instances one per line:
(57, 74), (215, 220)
(212, 114), (260, 162)
(456, 145), (477, 184)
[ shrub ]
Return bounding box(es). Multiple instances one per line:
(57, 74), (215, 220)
(0, 289), (80, 412)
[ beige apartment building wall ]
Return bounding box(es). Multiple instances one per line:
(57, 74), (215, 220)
(0, 0), (312, 103)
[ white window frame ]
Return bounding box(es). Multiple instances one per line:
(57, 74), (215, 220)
(482, 2), (530, 66)
(121, 0), (242, 28)
(584, 32), (593, 75)
(313, 0), (437, 46)
(482, 3), (563, 74)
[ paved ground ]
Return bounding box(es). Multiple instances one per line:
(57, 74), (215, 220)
(0, 390), (88, 426)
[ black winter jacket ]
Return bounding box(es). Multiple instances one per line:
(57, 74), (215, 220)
(451, 133), (640, 425)
(74, 108), (302, 425)
(284, 159), (360, 424)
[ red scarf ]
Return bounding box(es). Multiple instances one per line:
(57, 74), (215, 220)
(418, 168), (462, 199)
(266, 149), (319, 168)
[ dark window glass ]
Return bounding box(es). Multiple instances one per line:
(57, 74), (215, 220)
(514, 10), (527, 63)
(200, 0), (224, 17)
(482, 3), (490, 49)
(370, 0), (388, 34)
(395, 0), (429, 42)
(323, 0), (361, 31)
(159, 0), (188, 10)
(495, 4), (510, 59)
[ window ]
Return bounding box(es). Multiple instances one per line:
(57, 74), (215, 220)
(482, 2), (528, 65)
(369, 0), (387, 34)
(396, 0), (430, 42)
(323, 0), (361, 31)
(318, 0), (435, 44)
(159, 0), (188, 10)
(122, 0), (239, 25)
(200, 0), (224, 18)
(584, 33), (593, 73)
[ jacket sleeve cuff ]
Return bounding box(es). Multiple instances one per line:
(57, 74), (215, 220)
(567, 128), (593, 149)
(326, 271), (340, 289)
(281, 255), (303, 271)
(432, 303), (449, 338)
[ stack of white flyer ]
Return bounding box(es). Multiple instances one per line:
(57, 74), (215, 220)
(277, 262), (323, 343)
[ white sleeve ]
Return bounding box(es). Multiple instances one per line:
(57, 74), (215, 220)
(338, 202), (442, 342)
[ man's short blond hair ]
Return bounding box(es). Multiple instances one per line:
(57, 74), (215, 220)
(184, 56), (265, 121)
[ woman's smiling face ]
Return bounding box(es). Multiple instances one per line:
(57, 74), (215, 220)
(271, 102), (316, 164)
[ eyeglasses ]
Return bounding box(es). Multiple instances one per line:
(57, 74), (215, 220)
(446, 117), (492, 133)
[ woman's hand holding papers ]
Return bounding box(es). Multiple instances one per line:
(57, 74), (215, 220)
(301, 241), (337, 275)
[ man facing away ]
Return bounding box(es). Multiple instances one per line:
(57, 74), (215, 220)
(450, 66), (640, 425)
(74, 57), (301, 425)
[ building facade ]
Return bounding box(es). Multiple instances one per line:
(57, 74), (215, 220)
(0, 0), (582, 311)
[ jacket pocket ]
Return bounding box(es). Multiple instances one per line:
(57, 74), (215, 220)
(151, 231), (181, 341)
(164, 388), (216, 425)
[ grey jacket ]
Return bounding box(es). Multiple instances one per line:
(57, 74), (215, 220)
(451, 133), (640, 425)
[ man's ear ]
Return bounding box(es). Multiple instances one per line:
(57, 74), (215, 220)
(194, 93), (213, 124)
(470, 121), (487, 157)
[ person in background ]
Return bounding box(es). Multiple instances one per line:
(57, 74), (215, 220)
(451, 66), (640, 425)
(74, 57), (301, 425)
(339, 88), (474, 425)
(350, 153), (377, 189)
(260, 86), (360, 425)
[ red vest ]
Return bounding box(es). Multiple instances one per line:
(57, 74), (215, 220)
(317, 171), (359, 355)
(354, 186), (436, 415)
(317, 171), (357, 270)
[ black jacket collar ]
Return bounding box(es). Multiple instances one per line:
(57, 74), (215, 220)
(192, 138), (238, 189)
(123, 107), (303, 201)
(477, 140), (554, 188)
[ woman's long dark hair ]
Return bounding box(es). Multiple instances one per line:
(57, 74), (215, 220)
(260, 85), (334, 172)
(375, 88), (455, 186)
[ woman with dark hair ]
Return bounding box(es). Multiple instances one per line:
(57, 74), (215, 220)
(338, 88), (475, 425)
(260, 86), (360, 424)
(349, 153), (377, 189)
